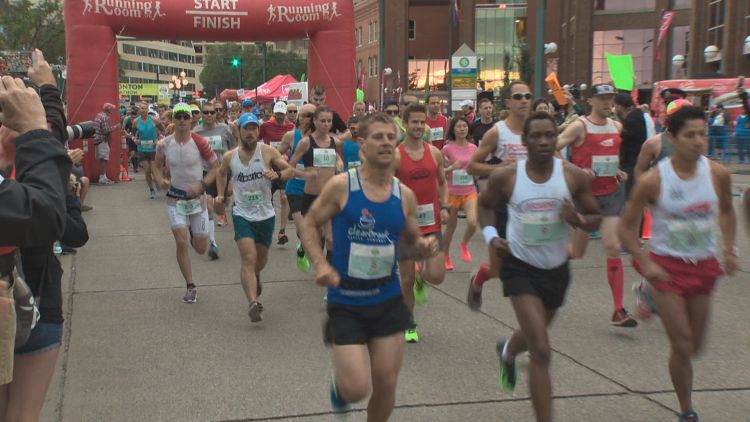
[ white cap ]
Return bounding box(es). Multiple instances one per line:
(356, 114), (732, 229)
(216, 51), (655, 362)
(273, 101), (288, 114)
(460, 99), (474, 109)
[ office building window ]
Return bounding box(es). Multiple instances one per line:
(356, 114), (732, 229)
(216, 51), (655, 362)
(670, 26), (689, 79)
(122, 44), (135, 54)
(475, 4), (528, 90)
(674, 0), (690, 8)
(373, 20), (378, 41)
(707, 0), (725, 48)
(368, 22), (373, 43)
(368, 57), (372, 77)
(408, 20), (415, 40)
(594, 0), (655, 11)
(592, 29), (655, 86)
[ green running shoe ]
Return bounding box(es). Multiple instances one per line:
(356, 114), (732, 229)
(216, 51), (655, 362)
(296, 243), (311, 273)
(413, 272), (427, 305)
(404, 327), (419, 343)
(496, 339), (516, 392)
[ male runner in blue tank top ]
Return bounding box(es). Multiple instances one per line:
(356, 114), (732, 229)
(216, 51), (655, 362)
(479, 112), (601, 422)
(299, 112), (438, 420)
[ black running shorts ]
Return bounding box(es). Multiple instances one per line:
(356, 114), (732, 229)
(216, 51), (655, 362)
(500, 254), (570, 310)
(324, 295), (412, 345)
(287, 194), (304, 214)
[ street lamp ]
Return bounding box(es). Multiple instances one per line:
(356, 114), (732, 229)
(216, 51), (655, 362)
(672, 54), (686, 78)
(168, 71), (190, 101)
(379, 67), (392, 111)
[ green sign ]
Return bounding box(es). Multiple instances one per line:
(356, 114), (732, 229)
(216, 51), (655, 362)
(605, 54), (634, 91)
(119, 83), (167, 96)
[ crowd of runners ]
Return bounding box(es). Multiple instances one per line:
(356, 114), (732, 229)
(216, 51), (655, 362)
(2, 48), (750, 422)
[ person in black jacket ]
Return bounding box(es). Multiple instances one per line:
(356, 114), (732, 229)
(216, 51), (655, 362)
(614, 92), (647, 198)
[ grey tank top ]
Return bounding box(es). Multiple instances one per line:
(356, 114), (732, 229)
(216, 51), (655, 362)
(655, 132), (673, 163)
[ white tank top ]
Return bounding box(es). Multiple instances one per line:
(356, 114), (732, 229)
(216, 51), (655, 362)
(493, 120), (528, 161)
(507, 158), (571, 269)
(231, 146), (275, 222)
(650, 156), (717, 260)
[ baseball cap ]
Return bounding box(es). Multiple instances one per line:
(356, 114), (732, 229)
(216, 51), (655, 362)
(242, 98), (254, 108)
(460, 99), (474, 108)
(589, 84), (616, 97)
(666, 98), (693, 116)
(172, 102), (192, 116)
(273, 101), (288, 114)
(238, 112), (260, 127)
(614, 92), (635, 108)
(190, 104), (200, 114)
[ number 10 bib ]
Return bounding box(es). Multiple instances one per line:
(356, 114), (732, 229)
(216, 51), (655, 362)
(313, 148), (336, 168)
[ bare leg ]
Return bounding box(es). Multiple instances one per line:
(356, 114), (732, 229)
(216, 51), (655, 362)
(366, 333), (406, 422)
(2, 347), (61, 422)
(172, 227), (206, 285)
(461, 198), (478, 244)
(237, 238), (259, 302)
(443, 208), (459, 256)
(421, 248), (445, 286)
(79, 176), (89, 205)
(399, 260), (416, 313)
(142, 159), (154, 190)
(279, 191), (289, 234)
(98, 159), (107, 180)
(568, 228), (590, 259)
(332, 344), (371, 403)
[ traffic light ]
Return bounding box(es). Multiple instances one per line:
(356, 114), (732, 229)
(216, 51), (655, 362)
(231, 57), (240, 67)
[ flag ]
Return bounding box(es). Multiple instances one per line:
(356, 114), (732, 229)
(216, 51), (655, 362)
(424, 58), (431, 96)
(451, 0), (462, 26)
(358, 68), (366, 91)
(655, 10), (675, 62)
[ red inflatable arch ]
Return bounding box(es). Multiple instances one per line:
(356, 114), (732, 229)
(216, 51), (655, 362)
(63, 0), (355, 180)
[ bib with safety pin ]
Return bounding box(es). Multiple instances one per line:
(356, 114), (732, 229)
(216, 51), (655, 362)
(416, 203), (436, 227)
(452, 169), (474, 186)
(429, 127), (444, 142)
(347, 243), (395, 280)
(667, 219), (712, 252)
(240, 191), (264, 207)
(592, 155), (619, 177)
(207, 136), (224, 151)
(521, 212), (566, 245)
(176, 199), (202, 216)
(140, 140), (155, 150)
(313, 148), (336, 168)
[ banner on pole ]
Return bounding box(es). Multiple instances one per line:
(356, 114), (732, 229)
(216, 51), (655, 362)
(655, 10), (675, 62)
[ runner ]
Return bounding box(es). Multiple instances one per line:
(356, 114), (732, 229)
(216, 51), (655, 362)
(341, 116), (361, 170)
(278, 103), (317, 272)
(259, 101), (295, 245)
(309, 85), (349, 137)
(394, 102), (448, 343)
(215, 112), (293, 322)
(442, 116), (478, 270)
(619, 105), (737, 422)
(190, 103), (201, 129)
(556, 83), (637, 327)
(285, 103), (298, 124)
(470, 97), (498, 145)
(299, 112), (438, 420)
(152, 103), (219, 303)
(425, 94), (449, 150)
(288, 105), (344, 262)
(482, 112), (601, 422)
(465, 81), (531, 311)
(352, 101), (366, 119)
(194, 102), (235, 259)
(133, 101), (160, 199)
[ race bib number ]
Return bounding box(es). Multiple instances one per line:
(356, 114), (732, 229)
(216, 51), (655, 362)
(240, 191), (264, 207)
(140, 140), (155, 150)
(175, 199), (202, 216)
(521, 213), (566, 245)
(207, 136), (224, 151)
(592, 155), (619, 177)
(416, 203), (436, 227)
(452, 169), (474, 186)
(313, 148), (336, 168)
(667, 220), (712, 252)
(347, 243), (395, 280)
(295, 163), (305, 180)
(270, 141), (282, 149)
(347, 160), (361, 169)
(429, 127), (445, 142)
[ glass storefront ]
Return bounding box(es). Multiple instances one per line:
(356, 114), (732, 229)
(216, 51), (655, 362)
(592, 29), (655, 87)
(475, 2), (527, 91)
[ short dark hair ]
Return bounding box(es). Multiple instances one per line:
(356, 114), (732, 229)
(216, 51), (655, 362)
(507, 80), (530, 96)
(532, 98), (551, 110)
(403, 103), (427, 122)
(383, 100), (400, 109)
(478, 97), (493, 108)
(667, 105), (705, 135)
(614, 93), (635, 108)
(347, 116), (360, 125)
(426, 94), (441, 103)
(447, 116), (470, 141)
(523, 111), (558, 138)
(312, 85), (326, 96)
(358, 112), (395, 139)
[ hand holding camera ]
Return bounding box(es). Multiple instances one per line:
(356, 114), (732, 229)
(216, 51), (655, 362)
(0, 75), (47, 134)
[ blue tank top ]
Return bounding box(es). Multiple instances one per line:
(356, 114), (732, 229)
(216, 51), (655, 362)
(136, 116), (157, 152)
(328, 169), (405, 306)
(342, 139), (361, 170)
(285, 128), (305, 195)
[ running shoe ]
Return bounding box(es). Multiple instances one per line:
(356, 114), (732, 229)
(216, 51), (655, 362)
(633, 280), (658, 320)
(467, 270), (483, 311)
(296, 243), (310, 273)
(208, 242), (219, 260)
(459, 242), (472, 262)
(182, 286), (198, 303)
(413, 271), (427, 305)
(678, 411), (699, 422)
(611, 308), (638, 327)
(248, 301), (262, 322)
(329, 379), (350, 415)
(277, 231), (289, 245)
(589, 230), (601, 240)
(98, 176), (112, 185)
(404, 327), (419, 343)
(445, 255), (454, 271)
(149, 189), (156, 200)
(496, 339), (517, 392)
(217, 214), (227, 227)
(81, 205), (93, 212)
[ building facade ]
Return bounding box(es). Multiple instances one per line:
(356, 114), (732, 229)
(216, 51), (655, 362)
(117, 39), (203, 92)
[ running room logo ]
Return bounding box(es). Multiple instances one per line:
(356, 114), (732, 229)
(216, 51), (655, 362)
(359, 208), (375, 231)
(599, 138), (615, 147)
(82, 0), (165, 20)
(266, 2), (342, 24)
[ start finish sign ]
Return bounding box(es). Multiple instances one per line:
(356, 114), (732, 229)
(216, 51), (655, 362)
(119, 83), (167, 96)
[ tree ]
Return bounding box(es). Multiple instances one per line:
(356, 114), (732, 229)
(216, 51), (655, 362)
(199, 43), (307, 95)
(0, 0), (65, 64)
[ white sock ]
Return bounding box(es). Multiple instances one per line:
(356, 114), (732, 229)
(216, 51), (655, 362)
(502, 340), (515, 363)
(208, 220), (216, 244)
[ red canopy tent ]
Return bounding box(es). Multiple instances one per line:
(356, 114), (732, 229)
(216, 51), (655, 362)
(219, 74), (299, 104)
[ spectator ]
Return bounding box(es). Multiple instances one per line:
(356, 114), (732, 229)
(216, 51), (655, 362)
(352, 101), (366, 119)
(708, 105), (730, 161)
(614, 92), (647, 197)
(470, 97), (498, 145)
(93, 102), (119, 184)
(735, 109), (750, 164)
(639, 104), (657, 139)
(460, 99), (475, 123)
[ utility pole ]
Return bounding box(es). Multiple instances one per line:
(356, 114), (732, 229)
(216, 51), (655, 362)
(533, 0), (546, 98)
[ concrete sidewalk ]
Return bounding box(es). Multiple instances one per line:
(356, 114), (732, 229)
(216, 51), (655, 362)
(41, 174), (750, 422)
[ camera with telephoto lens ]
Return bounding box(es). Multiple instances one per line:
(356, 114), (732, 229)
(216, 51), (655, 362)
(66, 121), (96, 141)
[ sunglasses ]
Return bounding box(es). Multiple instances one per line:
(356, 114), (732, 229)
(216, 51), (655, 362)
(215, 108), (225, 112)
(385, 110), (399, 115)
(300, 113), (313, 118)
(191, 111), (200, 115)
(287, 110), (298, 113)
(174, 113), (191, 120)
(203, 110), (216, 115)
(511, 93), (533, 101)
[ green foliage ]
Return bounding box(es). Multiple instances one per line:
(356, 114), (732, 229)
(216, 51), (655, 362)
(199, 43), (307, 95)
(0, 0), (66, 64)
